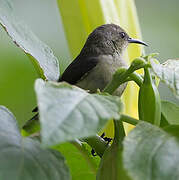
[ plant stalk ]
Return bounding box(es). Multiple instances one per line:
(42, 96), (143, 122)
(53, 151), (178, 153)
(120, 114), (139, 126)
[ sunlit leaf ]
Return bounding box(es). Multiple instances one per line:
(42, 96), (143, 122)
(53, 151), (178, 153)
(150, 59), (179, 99)
(0, 0), (60, 81)
(161, 101), (179, 125)
(35, 79), (123, 146)
(123, 121), (179, 180)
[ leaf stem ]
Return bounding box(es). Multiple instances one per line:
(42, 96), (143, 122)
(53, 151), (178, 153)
(113, 120), (125, 144)
(128, 72), (143, 87)
(104, 63), (147, 94)
(104, 68), (132, 94)
(120, 114), (139, 126)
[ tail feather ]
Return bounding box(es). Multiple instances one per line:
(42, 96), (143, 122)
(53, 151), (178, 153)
(23, 113), (39, 132)
(32, 106), (38, 112)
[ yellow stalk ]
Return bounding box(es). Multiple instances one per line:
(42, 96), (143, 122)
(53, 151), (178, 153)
(57, 0), (144, 134)
(114, 0), (144, 131)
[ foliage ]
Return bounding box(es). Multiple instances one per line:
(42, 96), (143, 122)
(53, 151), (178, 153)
(35, 80), (123, 146)
(123, 121), (179, 180)
(0, 0), (179, 180)
(0, 106), (70, 180)
(0, 0), (59, 81)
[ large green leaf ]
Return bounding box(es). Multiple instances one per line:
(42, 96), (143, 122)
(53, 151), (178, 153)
(150, 59), (179, 99)
(0, 0), (59, 81)
(54, 142), (100, 180)
(0, 106), (70, 180)
(123, 121), (179, 180)
(161, 101), (179, 125)
(35, 79), (123, 146)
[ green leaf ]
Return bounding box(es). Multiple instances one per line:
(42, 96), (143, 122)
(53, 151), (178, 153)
(161, 101), (179, 125)
(123, 121), (179, 180)
(163, 125), (179, 138)
(0, 106), (70, 180)
(150, 59), (179, 99)
(160, 113), (169, 128)
(54, 142), (100, 180)
(0, 0), (60, 81)
(35, 79), (123, 146)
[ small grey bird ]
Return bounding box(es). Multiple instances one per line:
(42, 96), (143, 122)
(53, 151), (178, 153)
(58, 23), (147, 95)
(27, 24), (147, 125)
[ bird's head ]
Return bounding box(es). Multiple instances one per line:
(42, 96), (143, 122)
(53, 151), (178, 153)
(83, 24), (147, 56)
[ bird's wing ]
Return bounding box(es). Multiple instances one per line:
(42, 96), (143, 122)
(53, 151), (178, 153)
(58, 56), (99, 84)
(32, 56), (98, 113)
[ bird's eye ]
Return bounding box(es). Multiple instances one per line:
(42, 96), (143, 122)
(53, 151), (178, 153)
(120, 32), (126, 38)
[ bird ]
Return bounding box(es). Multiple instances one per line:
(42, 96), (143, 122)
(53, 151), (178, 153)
(24, 23), (147, 128)
(58, 24), (147, 94)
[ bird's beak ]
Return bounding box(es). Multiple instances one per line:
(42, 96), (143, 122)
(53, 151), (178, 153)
(128, 37), (148, 46)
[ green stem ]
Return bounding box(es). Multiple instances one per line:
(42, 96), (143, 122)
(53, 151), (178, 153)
(129, 72), (143, 87)
(104, 68), (132, 94)
(71, 140), (97, 173)
(120, 114), (139, 126)
(104, 64), (147, 94)
(113, 120), (125, 144)
(83, 135), (108, 158)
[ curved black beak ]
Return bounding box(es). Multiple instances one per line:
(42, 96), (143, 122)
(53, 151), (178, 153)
(128, 37), (148, 46)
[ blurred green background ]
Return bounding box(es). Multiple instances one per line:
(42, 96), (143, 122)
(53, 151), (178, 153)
(0, 0), (178, 126)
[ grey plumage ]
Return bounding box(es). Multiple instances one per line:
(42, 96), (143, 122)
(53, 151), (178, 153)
(27, 24), (147, 124)
(59, 24), (129, 96)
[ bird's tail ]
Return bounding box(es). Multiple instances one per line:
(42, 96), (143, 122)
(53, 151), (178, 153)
(23, 113), (40, 133)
